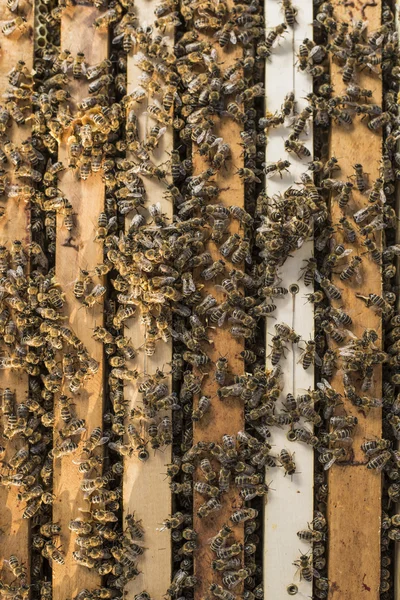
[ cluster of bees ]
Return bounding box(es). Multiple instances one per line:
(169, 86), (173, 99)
(0, 0), (400, 597)
(69, 511), (144, 590)
(0, 555), (30, 600)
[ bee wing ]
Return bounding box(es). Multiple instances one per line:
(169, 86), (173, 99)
(365, 447), (381, 457)
(309, 46), (322, 59)
(323, 456), (337, 470)
(313, 269), (322, 283)
(339, 436), (353, 446)
(341, 249), (353, 257)
(369, 216), (386, 231)
(91, 284), (104, 295)
(338, 348), (357, 358)
(155, 126), (167, 139)
(210, 136), (224, 148)
(217, 312), (228, 327)
(130, 86), (147, 101)
(61, 61), (71, 74)
(345, 329), (358, 340)
(355, 269), (363, 285)
(296, 350), (307, 364)
(353, 207), (369, 223)
(331, 314), (343, 327)
(193, 182), (206, 194)
(72, 456), (89, 465)
(93, 435), (110, 447)
(138, 72), (151, 86)
(170, 329), (183, 341)
(230, 30), (237, 44)
(323, 405), (335, 420)
(329, 237), (338, 251)
(72, 425), (87, 436)
(132, 50), (147, 64)
(320, 377), (332, 389)
(370, 398), (383, 408)
(314, 352), (322, 367)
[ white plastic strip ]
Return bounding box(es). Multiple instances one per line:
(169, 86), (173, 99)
(263, 2), (314, 599)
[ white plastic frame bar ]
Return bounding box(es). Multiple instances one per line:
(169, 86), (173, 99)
(263, 2), (314, 599)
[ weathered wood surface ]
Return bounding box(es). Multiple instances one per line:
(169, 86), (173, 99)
(122, 3), (173, 596)
(0, 0), (34, 583)
(52, 8), (107, 600)
(191, 42), (245, 600)
(327, 2), (382, 599)
(263, 1), (314, 597)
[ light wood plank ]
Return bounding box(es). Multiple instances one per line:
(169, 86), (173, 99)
(263, 2), (314, 598)
(123, 7), (173, 597)
(327, 2), (382, 599)
(0, 0), (34, 583)
(52, 8), (108, 600)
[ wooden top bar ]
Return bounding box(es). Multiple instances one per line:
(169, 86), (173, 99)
(0, 0), (34, 584)
(191, 36), (245, 599)
(52, 7), (107, 600)
(123, 0), (173, 595)
(327, 2), (382, 598)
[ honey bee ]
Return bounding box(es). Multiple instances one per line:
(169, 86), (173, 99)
(297, 526), (324, 544)
(278, 449), (296, 476)
(367, 450), (392, 471)
(315, 272), (342, 300)
(5, 555), (26, 580)
(52, 438), (79, 458)
(43, 542), (65, 565)
(213, 355), (230, 385)
(291, 106), (313, 136)
(190, 395), (210, 422)
(2, 16), (29, 37)
(281, 0), (298, 26)
(285, 136), (311, 158)
(262, 22), (287, 57)
(339, 256), (362, 283)
(355, 293), (393, 315)
(293, 552), (320, 581)
(268, 335), (288, 365)
(230, 508), (258, 524)
(209, 583), (236, 600)
(298, 340), (322, 369)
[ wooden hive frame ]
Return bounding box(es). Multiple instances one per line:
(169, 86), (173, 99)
(52, 8), (108, 600)
(186, 4), (246, 599)
(0, 0), (35, 584)
(122, 1), (174, 596)
(327, 1), (382, 598)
